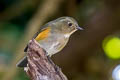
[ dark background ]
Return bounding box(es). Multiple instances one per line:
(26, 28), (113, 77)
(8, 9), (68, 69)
(0, 0), (120, 80)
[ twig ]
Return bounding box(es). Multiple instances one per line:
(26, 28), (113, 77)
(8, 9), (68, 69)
(24, 39), (67, 80)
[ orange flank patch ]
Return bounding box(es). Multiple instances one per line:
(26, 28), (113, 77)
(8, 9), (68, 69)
(35, 27), (50, 41)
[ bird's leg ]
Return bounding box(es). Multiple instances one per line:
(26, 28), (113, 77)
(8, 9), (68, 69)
(47, 56), (55, 66)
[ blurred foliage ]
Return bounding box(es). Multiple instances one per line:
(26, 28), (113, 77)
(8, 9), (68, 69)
(14, 70), (29, 80)
(0, 22), (22, 64)
(0, 0), (120, 80)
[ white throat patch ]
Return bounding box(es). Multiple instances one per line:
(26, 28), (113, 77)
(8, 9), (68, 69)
(64, 34), (70, 38)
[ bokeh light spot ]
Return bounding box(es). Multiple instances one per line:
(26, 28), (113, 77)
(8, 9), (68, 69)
(103, 36), (120, 59)
(112, 65), (120, 80)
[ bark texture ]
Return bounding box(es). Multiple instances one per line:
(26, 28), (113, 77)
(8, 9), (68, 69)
(24, 39), (68, 80)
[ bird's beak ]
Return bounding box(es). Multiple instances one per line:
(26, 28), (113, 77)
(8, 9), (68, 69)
(77, 26), (84, 30)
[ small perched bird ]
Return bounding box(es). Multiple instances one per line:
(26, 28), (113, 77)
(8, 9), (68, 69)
(17, 17), (83, 67)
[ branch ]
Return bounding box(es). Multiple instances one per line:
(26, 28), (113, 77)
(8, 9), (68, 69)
(24, 39), (67, 80)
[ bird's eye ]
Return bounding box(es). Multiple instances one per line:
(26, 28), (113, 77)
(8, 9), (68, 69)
(68, 22), (73, 27)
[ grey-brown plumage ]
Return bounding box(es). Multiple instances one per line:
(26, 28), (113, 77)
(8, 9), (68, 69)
(17, 17), (83, 67)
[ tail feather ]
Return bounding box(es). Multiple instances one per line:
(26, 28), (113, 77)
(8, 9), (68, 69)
(16, 56), (28, 67)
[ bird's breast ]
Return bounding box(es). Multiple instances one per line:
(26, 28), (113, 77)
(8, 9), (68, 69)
(37, 33), (69, 56)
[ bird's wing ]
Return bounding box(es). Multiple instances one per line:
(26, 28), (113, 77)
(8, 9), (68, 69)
(24, 26), (51, 52)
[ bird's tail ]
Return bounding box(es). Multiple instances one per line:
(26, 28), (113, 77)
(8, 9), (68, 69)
(16, 56), (28, 67)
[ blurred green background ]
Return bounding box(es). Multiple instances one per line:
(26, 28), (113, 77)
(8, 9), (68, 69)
(0, 0), (120, 80)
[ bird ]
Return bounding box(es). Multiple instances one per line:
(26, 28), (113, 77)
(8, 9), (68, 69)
(17, 17), (83, 67)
